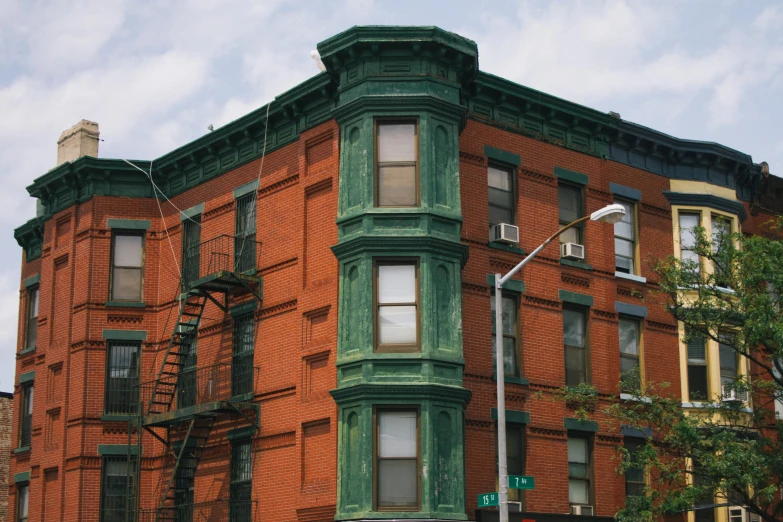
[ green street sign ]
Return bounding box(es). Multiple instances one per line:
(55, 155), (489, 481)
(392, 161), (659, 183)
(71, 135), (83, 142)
(508, 475), (535, 489)
(478, 492), (499, 507)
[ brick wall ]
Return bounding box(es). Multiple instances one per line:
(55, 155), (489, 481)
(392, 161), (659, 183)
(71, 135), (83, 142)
(0, 392), (12, 522)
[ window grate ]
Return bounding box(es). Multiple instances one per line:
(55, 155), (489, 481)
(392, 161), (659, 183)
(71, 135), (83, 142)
(105, 342), (140, 415)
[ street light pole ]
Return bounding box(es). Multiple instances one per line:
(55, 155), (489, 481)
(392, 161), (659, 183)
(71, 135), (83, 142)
(494, 204), (625, 522)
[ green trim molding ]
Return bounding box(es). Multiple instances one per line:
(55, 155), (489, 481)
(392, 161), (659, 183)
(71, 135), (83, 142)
(560, 258), (593, 271)
(101, 414), (131, 422)
(487, 241), (525, 255)
(491, 408), (530, 424)
(227, 426), (255, 441)
(180, 202), (204, 221)
(105, 301), (146, 308)
(554, 167), (588, 186)
(487, 274), (526, 293)
(106, 218), (151, 230)
(102, 329), (147, 341)
(663, 191), (748, 223)
(13, 447), (30, 454)
(19, 371), (35, 384)
(492, 374), (530, 386)
(18, 347), (35, 356)
(233, 179), (259, 199)
(610, 182), (642, 201)
(559, 289), (593, 307)
(23, 274), (40, 288)
(564, 417), (599, 432)
(484, 145), (521, 166)
(14, 471), (30, 484)
(621, 426), (653, 438)
(615, 301), (648, 318)
(229, 300), (258, 318)
(98, 444), (139, 456)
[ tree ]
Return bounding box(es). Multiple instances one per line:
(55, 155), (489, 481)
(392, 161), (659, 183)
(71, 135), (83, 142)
(555, 218), (783, 522)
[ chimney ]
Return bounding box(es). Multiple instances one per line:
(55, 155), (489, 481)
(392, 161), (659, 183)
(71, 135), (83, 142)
(57, 120), (99, 166)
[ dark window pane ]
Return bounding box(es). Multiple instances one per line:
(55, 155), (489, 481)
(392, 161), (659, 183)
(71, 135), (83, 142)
(566, 346), (586, 385)
(563, 309), (585, 347)
(619, 319), (639, 355)
(687, 333), (706, 362)
(489, 206), (513, 229)
(488, 166), (511, 191)
(378, 166), (417, 206)
(112, 268), (142, 301)
(719, 340), (737, 379)
(559, 185), (582, 224)
(688, 365), (709, 401)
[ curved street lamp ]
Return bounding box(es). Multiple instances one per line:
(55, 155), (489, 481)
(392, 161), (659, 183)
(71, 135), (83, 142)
(494, 204), (625, 522)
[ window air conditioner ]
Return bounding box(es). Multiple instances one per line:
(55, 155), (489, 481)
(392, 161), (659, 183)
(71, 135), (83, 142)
(570, 505), (594, 516)
(491, 223), (519, 244)
(728, 506), (745, 522)
(507, 502), (522, 512)
(722, 384), (749, 403)
(561, 242), (585, 261)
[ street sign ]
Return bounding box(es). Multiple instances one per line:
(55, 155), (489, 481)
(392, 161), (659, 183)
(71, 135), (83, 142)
(478, 492), (499, 507)
(508, 475), (535, 489)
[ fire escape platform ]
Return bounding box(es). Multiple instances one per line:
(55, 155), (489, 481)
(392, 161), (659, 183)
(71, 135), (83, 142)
(189, 271), (262, 296)
(143, 400), (258, 428)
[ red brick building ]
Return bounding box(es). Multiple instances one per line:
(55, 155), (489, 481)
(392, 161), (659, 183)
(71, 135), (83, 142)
(10, 26), (780, 522)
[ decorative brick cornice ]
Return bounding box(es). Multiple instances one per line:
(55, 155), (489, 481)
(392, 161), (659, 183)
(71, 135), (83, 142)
(259, 173), (300, 199)
(459, 151), (485, 166)
(562, 273), (590, 288)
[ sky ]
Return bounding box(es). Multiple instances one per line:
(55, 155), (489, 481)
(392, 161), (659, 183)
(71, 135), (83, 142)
(1, 0), (782, 392)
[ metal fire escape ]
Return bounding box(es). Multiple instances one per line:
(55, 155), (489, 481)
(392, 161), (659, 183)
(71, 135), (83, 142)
(128, 234), (262, 522)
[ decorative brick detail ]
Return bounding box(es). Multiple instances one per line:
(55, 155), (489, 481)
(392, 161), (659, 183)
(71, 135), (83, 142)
(562, 273), (590, 288)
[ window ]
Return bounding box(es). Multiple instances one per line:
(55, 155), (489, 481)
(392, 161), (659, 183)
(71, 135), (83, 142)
(488, 164), (515, 230)
(375, 410), (419, 510)
(19, 383), (32, 448)
(230, 439), (252, 522)
(174, 452), (195, 522)
(563, 308), (588, 386)
(568, 436), (592, 508)
(16, 483), (28, 522)
(692, 459), (715, 522)
(496, 425), (526, 505)
(100, 456), (136, 522)
(687, 329), (709, 401)
(719, 334), (739, 390)
(375, 262), (418, 352)
(111, 232), (144, 301)
(104, 342), (140, 415)
(177, 338), (197, 409)
(558, 183), (584, 245)
(232, 314), (254, 397)
(25, 286), (38, 350)
(491, 293), (520, 377)
(619, 317), (641, 393)
(614, 200), (636, 274)
(624, 438), (645, 498)
(181, 214), (201, 289)
(711, 215), (732, 287)
(376, 121), (418, 207)
(235, 194), (256, 273)
(679, 213), (701, 272)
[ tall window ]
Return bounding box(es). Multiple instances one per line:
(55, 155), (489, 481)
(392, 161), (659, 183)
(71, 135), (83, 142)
(177, 338), (197, 409)
(558, 184), (584, 245)
(619, 317), (641, 393)
(679, 213), (701, 272)
(375, 262), (418, 352)
(719, 334), (739, 393)
(563, 308), (588, 386)
(491, 293), (520, 377)
(375, 410), (419, 510)
(614, 200), (636, 274)
(568, 436), (592, 509)
(488, 164), (515, 230)
(100, 456), (136, 522)
(16, 483), (28, 522)
(111, 232), (144, 301)
(692, 459), (715, 522)
(624, 438), (645, 498)
(24, 286), (38, 350)
(105, 342), (140, 415)
(181, 215), (201, 290)
(687, 329), (709, 401)
(230, 439), (252, 522)
(19, 383), (32, 448)
(174, 452), (195, 522)
(235, 194), (256, 273)
(376, 121), (418, 207)
(711, 215), (732, 288)
(496, 425), (526, 505)
(232, 314), (254, 397)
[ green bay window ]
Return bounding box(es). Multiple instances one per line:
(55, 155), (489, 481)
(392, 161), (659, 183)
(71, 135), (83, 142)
(375, 121), (418, 207)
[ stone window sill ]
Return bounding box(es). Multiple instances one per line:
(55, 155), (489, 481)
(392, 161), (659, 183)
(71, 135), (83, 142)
(560, 258), (593, 271)
(615, 272), (647, 284)
(488, 241), (525, 256)
(18, 347), (36, 357)
(13, 446), (30, 454)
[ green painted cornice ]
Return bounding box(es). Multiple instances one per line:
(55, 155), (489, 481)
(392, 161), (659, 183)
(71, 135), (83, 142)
(330, 382), (472, 406)
(14, 218), (44, 261)
(332, 94), (466, 126)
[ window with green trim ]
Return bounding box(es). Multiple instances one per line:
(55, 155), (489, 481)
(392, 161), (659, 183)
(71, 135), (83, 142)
(568, 435), (593, 509)
(19, 383), (32, 448)
(100, 455), (136, 522)
(624, 438), (645, 498)
(488, 164), (515, 230)
(375, 121), (418, 207)
(619, 317), (641, 393)
(491, 292), (521, 378)
(614, 199), (637, 274)
(232, 314), (254, 397)
(375, 261), (419, 353)
(111, 231), (144, 301)
(230, 439), (252, 522)
(563, 307), (588, 386)
(181, 214), (201, 290)
(104, 341), (139, 415)
(24, 286), (38, 350)
(235, 194), (256, 273)
(374, 409), (420, 510)
(16, 482), (28, 522)
(559, 183), (584, 245)
(496, 424), (526, 506)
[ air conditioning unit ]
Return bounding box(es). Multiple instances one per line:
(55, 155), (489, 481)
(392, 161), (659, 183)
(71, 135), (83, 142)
(561, 242), (585, 261)
(722, 384), (749, 403)
(570, 505), (594, 516)
(491, 223), (519, 244)
(507, 502), (522, 512)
